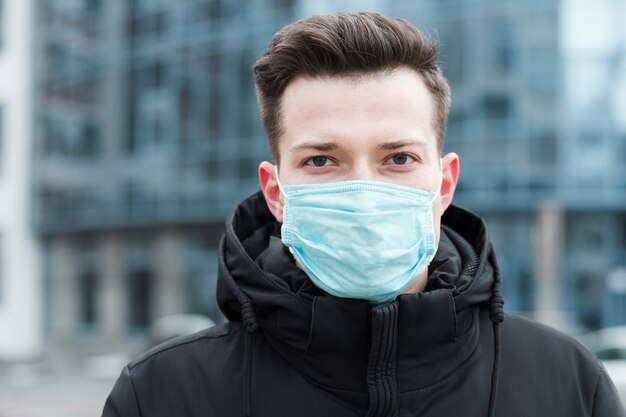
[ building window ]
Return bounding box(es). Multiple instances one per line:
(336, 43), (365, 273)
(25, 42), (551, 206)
(438, 21), (465, 88)
(208, 52), (221, 140)
(126, 237), (153, 332)
(492, 22), (515, 74)
(77, 242), (98, 332)
(621, 217), (626, 248)
(79, 270), (98, 331)
(238, 156), (256, 180)
(152, 60), (165, 88)
(185, 233), (218, 320)
(239, 48), (255, 139)
(529, 131), (557, 165)
(154, 10), (167, 37)
(78, 123), (100, 159)
(128, 268), (152, 330)
(85, 0), (101, 14)
(208, 0), (221, 21)
(125, 67), (137, 153)
(178, 79), (191, 143)
(275, 0), (294, 9)
(482, 93), (510, 119)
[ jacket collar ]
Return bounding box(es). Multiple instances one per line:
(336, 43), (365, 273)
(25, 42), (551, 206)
(217, 191), (498, 405)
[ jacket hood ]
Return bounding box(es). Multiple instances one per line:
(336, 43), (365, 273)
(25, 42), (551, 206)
(217, 190), (504, 409)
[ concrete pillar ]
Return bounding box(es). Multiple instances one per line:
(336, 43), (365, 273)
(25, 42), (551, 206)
(533, 201), (565, 326)
(0, 0), (42, 361)
(153, 231), (185, 320)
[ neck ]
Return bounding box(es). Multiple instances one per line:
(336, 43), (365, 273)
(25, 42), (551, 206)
(402, 270), (429, 294)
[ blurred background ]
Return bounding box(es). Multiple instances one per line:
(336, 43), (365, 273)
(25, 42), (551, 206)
(0, 0), (625, 415)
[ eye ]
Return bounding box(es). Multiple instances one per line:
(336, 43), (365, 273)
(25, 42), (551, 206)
(304, 156), (333, 167)
(385, 152), (416, 166)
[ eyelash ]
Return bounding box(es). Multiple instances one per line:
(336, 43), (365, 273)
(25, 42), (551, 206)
(384, 152), (419, 165)
(303, 156), (335, 167)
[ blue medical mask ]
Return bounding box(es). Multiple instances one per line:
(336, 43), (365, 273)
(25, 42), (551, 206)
(276, 166), (442, 305)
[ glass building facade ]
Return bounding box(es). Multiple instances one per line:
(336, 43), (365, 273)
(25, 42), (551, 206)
(33, 0), (626, 346)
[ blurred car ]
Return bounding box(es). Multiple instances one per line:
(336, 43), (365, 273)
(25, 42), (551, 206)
(581, 326), (626, 404)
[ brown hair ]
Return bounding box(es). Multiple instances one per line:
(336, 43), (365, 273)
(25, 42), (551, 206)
(254, 12), (451, 163)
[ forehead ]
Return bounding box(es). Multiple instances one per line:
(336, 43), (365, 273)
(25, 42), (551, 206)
(279, 68), (437, 153)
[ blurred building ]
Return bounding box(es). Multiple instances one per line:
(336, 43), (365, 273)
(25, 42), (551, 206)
(33, 0), (298, 351)
(386, 0), (626, 329)
(30, 0), (626, 352)
(0, 0), (42, 361)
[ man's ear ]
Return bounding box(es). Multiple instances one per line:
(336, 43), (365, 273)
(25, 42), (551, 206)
(259, 161), (284, 223)
(440, 152), (460, 212)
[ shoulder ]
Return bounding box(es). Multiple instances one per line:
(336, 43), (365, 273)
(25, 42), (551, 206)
(502, 313), (590, 350)
(496, 314), (626, 415)
(501, 313), (596, 361)
(104, 322), (247, 416)
(127, 321), (244, 375)
(500, 313), (602, 382)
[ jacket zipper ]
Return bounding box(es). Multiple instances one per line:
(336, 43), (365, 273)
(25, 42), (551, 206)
(366, 301), (399, 417)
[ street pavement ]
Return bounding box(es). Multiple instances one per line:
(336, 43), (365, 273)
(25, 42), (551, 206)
(0, 375), (114, 417)
(0, 353), (129, 417)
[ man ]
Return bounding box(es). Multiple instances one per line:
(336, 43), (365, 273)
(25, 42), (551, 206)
(102, 12), (625, 417)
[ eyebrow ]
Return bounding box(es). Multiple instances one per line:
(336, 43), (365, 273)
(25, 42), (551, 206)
(376, 139), (428, 151)
(289, 141), (339, 153)
(289, 138), (428, 153)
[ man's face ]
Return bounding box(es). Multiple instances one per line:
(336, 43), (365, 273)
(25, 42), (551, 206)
(258, 67), (459, 291)
(279, 68), (439, 186)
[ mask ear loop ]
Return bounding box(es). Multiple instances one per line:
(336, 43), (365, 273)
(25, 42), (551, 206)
(274, 164), (296, 255)
(425, 158), (444, 266)
(428, 158), (444, 203)
(274, 165), (287, 198)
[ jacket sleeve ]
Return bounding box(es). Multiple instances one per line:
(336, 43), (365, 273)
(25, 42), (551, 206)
(101, 366), (142, 417)
(592, 364), (626, 417)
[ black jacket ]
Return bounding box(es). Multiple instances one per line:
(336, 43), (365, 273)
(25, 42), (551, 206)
(103, 191), (625, 417)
